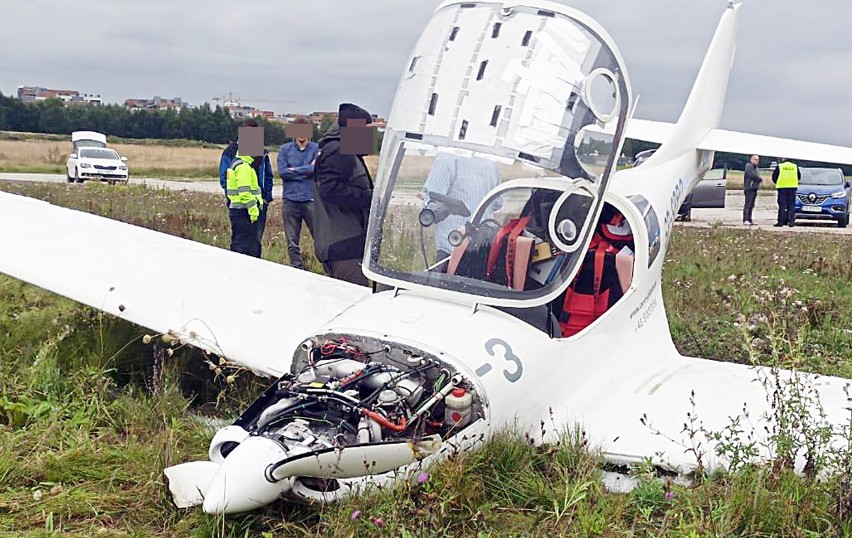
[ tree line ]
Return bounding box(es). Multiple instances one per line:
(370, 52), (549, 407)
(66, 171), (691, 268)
(0, 92), (336, 146)
(1, 92), (847, 173)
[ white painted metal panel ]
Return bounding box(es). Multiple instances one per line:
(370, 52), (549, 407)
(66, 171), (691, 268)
(0, 191), (370, 377)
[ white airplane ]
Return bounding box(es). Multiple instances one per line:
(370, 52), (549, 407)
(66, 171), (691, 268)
(1, 0), (851, 516)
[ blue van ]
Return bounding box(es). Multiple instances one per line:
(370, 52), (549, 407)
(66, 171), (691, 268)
(794, 168), (850, 228)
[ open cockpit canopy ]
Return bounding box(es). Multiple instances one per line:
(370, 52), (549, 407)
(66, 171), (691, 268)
(365, 0), (632, 307)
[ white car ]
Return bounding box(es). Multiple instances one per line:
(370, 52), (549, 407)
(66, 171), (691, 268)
(66, 146), (129, 184)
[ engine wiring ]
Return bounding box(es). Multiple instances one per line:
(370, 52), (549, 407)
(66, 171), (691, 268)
(228, 337), (480, 477)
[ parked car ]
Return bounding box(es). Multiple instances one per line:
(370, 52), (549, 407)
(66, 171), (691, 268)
(66, 131), (128, 184)
(793, 167), (850, 228)
(632, 149), (656, 168)
(70, 130), (106, 151)
(632, 149), (727, 221)
(67, 147), (129, 184)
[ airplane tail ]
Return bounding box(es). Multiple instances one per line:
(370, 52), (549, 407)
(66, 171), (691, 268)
(625, 1), (852, 166)
(647, 2), (742, 163)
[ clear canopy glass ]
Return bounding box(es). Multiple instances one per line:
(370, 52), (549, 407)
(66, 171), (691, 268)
(365, 1), (632, 306)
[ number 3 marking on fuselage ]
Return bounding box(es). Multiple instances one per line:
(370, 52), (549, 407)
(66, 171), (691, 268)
(479, 338), (523, 383)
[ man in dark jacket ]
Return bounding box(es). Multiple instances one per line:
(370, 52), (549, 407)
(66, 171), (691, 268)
(742, 154), (762, 225)
(312, 103), (375, 285)
(219, 119), (275, 256)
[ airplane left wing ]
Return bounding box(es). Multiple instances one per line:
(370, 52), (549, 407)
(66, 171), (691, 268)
(0, 191), (371, 377)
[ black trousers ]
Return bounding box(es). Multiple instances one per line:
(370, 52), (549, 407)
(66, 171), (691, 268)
(435, 249), (450, 273)
(255, 204), (268, 257)
(282, 199), (315, 269)
(776, 188), (797, 225)
(324, 259), (369, 286)
(743, 189), (757, 222)
(229, 208), (260, 257)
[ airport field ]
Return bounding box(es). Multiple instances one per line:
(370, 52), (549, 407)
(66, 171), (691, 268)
(0, 132), (380, 182)
(6, 131), (849, 189)
(0, 180), (850, 536)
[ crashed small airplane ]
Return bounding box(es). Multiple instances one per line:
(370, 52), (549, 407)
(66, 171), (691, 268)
(1, 0), (851, 516)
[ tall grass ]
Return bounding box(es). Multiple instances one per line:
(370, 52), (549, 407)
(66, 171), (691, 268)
(0, 181), (850, 536)
(0, 135), (381, 180)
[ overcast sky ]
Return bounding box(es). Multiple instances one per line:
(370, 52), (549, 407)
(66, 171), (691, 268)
(3, 1), (851, 145)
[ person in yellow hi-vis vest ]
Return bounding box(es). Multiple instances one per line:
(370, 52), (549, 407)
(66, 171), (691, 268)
(771, 158), (801, 227)
(226, 155), (264, 256)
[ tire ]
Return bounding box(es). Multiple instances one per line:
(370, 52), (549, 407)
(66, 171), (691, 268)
(66, 170), (73, 183)
(839, 212), (849, 228)
(74, 169), (83, 183)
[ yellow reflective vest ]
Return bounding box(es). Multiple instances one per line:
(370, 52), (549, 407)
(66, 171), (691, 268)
(226, 155), (263, 222)
(775, 161), (799, 189)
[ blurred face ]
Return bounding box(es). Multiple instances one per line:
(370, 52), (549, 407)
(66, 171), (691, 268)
(750, 155), (759, 166)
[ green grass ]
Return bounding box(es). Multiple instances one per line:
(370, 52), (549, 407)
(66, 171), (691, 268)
(0, 180), (850, 536)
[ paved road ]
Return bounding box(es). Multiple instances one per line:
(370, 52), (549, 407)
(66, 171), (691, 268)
(1, 173), (848, 236)
(684, 191), (851, 236)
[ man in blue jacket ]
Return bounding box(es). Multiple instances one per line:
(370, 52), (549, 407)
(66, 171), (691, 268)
(277, 118), (318, 269)
(219, 119), (274, 256)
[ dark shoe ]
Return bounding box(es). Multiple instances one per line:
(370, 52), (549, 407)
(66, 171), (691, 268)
(787, 223), (794, 227)
(773, 223), (783, 227)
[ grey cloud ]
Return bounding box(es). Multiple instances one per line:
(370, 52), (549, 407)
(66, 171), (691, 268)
(2, 0), (851, 145)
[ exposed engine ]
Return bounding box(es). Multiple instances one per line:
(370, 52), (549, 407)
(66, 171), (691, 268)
(206, 335), (483, 501)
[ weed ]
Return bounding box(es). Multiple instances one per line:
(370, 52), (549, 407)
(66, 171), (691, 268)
(0, 183), (850, 536)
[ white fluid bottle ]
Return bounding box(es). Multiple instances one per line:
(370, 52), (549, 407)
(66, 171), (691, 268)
(444, 388), (473, 428)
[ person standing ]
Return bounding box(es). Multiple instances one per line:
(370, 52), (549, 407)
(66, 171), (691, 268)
(219, 119), (274, 255)
(771, 157), (800, 227)
(418, 152), (502, 269)
(312, 103), (375, 285)
(277, 118), (319, 269)
(743, 154), (762, 225)
(225, 153), (264, 256)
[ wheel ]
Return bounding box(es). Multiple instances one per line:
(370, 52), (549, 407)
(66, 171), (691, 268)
(839, 212), (849, 228)
(74, 168), (83, 183)
(66, 170), (73, 183)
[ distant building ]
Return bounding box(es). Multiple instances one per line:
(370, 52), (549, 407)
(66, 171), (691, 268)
(17, 85), (101, 105)
(214, 96), (274, 120)
(302, 111), (384, 126)
(308, 111), (337, 126)
(124, 96), (188, 112)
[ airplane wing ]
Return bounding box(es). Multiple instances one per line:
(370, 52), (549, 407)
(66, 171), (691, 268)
(698, 128), (852, 165)
(627, 118), (852, 165)
(0, 191), (371, 377)
(576, 355), (851, 473)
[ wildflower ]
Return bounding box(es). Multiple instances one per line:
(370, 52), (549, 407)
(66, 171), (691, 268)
(351, 510), (361, 521)
(372, 517), (385, 528)
(664, 490), (674, 501)
(417, 472), (430, 484)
